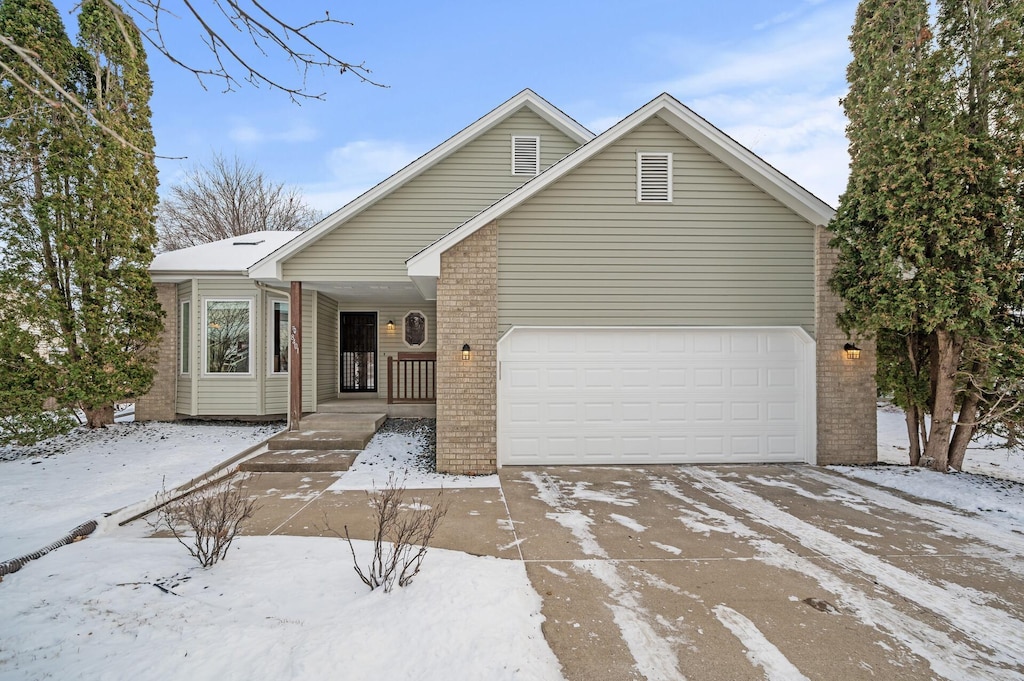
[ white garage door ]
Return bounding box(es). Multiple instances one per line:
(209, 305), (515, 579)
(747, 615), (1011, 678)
(498, 327), (815, 466)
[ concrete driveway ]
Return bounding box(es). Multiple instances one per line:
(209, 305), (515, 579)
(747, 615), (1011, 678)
(228, 461), (1024, 680)
(498, 464), (1024, 681)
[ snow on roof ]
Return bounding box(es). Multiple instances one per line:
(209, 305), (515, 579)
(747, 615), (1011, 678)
(150, 231), (303, 276)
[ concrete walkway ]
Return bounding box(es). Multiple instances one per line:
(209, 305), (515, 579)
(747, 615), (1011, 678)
(166, 462), (1024, 681)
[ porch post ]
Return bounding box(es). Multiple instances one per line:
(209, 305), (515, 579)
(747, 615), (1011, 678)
(289, 280), (303, 431)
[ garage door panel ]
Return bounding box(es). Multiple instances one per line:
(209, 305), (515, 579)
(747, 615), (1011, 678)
(498, 327), (814, 465)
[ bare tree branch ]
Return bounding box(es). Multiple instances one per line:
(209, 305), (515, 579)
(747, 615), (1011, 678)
(157, 152), (321, 251)
(111, 1), (382, 100)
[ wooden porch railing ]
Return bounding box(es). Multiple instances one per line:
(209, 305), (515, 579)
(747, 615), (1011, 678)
(387, 352), (436, 404)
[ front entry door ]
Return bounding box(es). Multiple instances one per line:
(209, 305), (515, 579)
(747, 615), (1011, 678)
(340, 312), (377, 392)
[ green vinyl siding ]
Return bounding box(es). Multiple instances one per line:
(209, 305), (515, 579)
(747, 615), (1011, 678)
(331, 302), (438, 398)
(282, 108), (580, 281)
(182, 278), (314, 417)
(196, 280), (259, 415)
(264, 291), (290, 414)
(316, 294), (338, 403)
(497, 115), (815, 333)
(175, 281), (193, 415)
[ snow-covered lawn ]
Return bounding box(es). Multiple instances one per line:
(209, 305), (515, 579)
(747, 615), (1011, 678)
(830, 404), (1024, 537)
(0, 532), (561, 681)
(3, 407), (1024, 681)
(0, 419), (562, 681)
(0, 420), (281, 561)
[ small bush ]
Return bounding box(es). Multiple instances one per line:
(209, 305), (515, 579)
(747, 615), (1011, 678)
(337, 473), (449, 592)
(153, 476), (260, 568)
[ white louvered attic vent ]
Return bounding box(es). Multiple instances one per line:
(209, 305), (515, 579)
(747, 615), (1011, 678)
(512, 136), (540, 176)
(637, 152), (672, 203)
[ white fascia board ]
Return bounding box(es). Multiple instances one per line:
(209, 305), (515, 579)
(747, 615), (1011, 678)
(151, 270), (246, 283)
(654, 100), (836, 225)
(407, 94), (837, 275)
(248, 90), (594, 282)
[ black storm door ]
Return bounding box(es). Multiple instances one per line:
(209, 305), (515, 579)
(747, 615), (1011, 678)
(340, 312), (377, 392)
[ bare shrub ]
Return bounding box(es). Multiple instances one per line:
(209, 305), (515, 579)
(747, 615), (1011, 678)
(153, 476), (260, 568)
(333, 473), (449, 592)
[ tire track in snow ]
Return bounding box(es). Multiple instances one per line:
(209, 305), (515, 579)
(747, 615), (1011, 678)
(681, 467), (1024, 669)
(712, 605), (811, 681)
(652, 473), (1023, 680)
(520, 471), (686, 681)
(801, 468), (1024, 557)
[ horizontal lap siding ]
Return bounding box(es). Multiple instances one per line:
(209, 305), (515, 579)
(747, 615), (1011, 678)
(331, 303), (438, 398)
(497, 116), (815, 332)
(175, 281), (193, 415)
(281, 108), (580, 281)
(196, 280), (260, 415)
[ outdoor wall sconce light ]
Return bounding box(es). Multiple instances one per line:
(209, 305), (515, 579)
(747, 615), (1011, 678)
(844, 343), (862, 360)
(462, 343), (471, 361)
(387, 320), (395, 332)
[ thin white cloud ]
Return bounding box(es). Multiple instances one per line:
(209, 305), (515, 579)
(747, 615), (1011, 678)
(228, 120), (319, 145)
(630, 1), (857, 205)
(753, 0), (830, 31)
(299, 139), (422, 214)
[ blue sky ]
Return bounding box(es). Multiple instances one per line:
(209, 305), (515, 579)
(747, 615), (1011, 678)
(58, 0), (859, 213)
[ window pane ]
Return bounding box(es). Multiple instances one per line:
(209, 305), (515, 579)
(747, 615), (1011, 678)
(180, 301), (190, 373)
(272, 300), (289, 373)
(206, 300), (250, 373)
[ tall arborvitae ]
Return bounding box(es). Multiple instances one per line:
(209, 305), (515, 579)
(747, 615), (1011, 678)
(0, 0), (82, 438)
(0, 0), (162, 430)
(831, 0), (1024, 471)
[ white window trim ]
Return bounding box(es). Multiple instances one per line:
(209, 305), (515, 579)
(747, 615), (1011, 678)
(637, 151), (673, 203)
(179, 299), (191, 375)
(268, 297), (290, 376)
(202, 297), (254, 377)
(511, 135), (540, 176)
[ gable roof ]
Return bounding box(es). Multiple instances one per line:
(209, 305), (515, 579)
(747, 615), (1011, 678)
(150, 231), (302, 281)
(248, 89), (594, 281)
(407, 93), (836, 282)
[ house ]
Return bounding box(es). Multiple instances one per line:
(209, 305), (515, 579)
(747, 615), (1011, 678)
(140, 89), (877, 474)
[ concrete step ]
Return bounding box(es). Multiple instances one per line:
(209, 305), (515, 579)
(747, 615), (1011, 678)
(240, 449), (358, 473)
(317, 399), (389, 414)
(268, 430), (372, 451)
(299, 412), (387, 431)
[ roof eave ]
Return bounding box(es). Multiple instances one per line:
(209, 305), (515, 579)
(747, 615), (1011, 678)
(248, 89), (595, 280)
(406, 93), (838, 274)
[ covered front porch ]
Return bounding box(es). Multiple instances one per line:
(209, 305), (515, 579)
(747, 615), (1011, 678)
(278, 279), (439, 433)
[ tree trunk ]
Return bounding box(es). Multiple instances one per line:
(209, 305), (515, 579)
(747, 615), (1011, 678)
(905, 406), (922, 466)
(83, 404), (114, 428)
(922, 330), (962, 472)
(949, 389), (981, 472)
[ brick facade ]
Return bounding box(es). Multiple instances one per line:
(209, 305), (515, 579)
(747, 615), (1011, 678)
(135, 282), (178, 421)
(435, 222), (498, 474)
(815, 225), (877, 465)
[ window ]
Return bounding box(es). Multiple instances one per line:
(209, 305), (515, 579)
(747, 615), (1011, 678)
(204, 299), (251, 374)
(179, 300), (190, 374)
(270, 299), (289, 374)
(512, 136), (540, 176)
(637, 152), (672, 203)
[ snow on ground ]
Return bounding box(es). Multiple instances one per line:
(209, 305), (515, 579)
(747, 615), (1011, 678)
(329, 420), (499, 490)
(874, 403), (1024, 482)
(0, 531), (562, 681)
(0, 421), (281, 560)
(831, 404), (1024, 537)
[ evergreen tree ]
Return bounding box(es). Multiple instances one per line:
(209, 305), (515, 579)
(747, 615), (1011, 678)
(0, 0), (162, 430)
(832, 0), (1024, 471)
